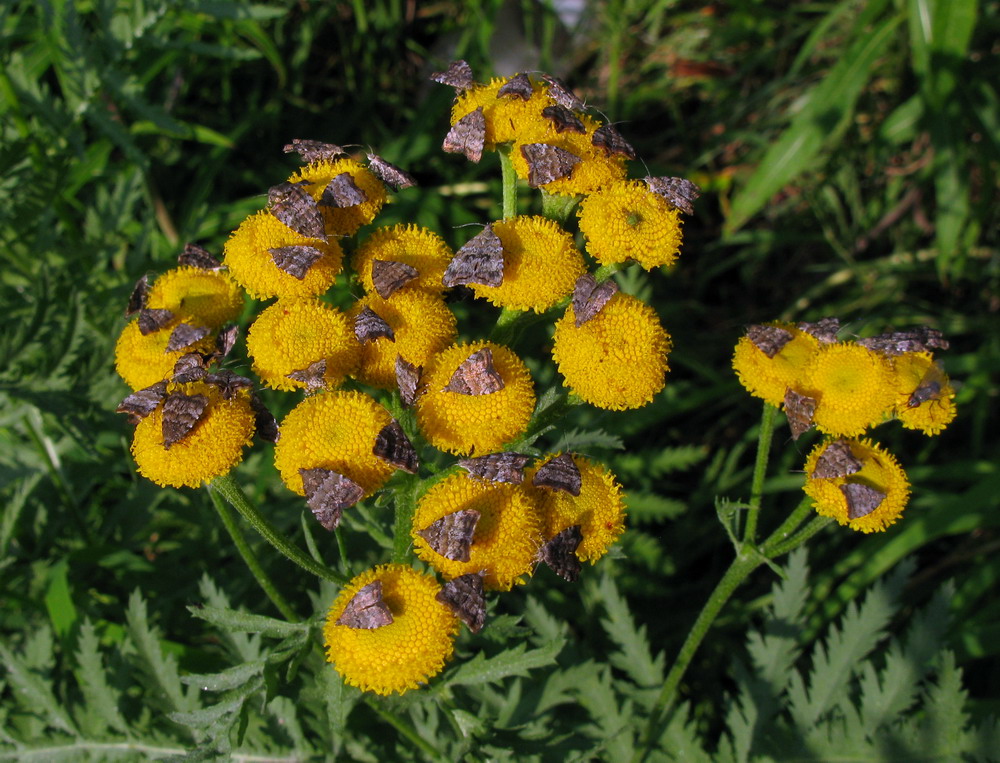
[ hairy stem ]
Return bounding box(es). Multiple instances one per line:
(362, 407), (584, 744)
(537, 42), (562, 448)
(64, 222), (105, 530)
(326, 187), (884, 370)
(744, 403), (779, 543)
(499, 146), (517, 219)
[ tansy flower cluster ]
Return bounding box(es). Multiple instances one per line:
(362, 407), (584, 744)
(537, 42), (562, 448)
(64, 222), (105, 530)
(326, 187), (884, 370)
(114, 62), (692, 696)
(733, 318), (956, 532)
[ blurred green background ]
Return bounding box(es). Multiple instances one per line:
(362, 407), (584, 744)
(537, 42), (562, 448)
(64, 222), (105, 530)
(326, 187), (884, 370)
(1, 0), (998, 749)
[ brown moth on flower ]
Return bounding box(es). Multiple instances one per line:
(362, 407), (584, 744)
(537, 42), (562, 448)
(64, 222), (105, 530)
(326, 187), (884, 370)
(126, 275), (150, 316)
(215, 325), (240, 359)
(430, 59), (474, 90)
(811, 439), (863, 479)
(366, 153), (417, 191)
(321, 172), (368, 209)
(336, 580), (394, 629)
(372, 420), (419, 473)
(841, 482), (886, 520)
(458, 452), (531, 484)
(371, 259), (419, 299)
(443, 107), (486, 163)
(520, 143), (580, 187)
(268, 181), (328, 241)
(746, 324), (794, 358)
(436, 572), (486, 633)
(539, 524), (583, 581)
(286, 358), (329, 392)
(354, 306), (395, 343)
(178, 243), (222, 271)
(591, 124), (637, 160)
(418, 509), (480, 562)
(783, 387), (817, 440)
(445, 348), (505, 395)
(250, 394), (280, 444)
(541, 104), (586, 134)
(644, 176), (701, 216)
(858, 327), (949, 357)
(497, 72), (533, 100)
(161, 391), (209, 449)
(268, 245), (324, 280)
(532, 452), (582, 496)
(137, 308), (174, 335)
(300, 467), (365, 531)
(165, 323), (211, 354)
(442, 225), (504, 288)
(797, 317), (840, 344)
(540, 74), (585, 111)
(572, 273), (618, 327)
(395, 356), (422, 407)
(117, 381), (168, 424)
(283, 139), (348, 163)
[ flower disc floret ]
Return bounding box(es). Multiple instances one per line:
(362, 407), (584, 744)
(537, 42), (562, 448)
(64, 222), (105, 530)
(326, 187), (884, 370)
(804, 343), (895, 436)
(578, 180), (684, 269)
(273, 390), (396, 497)
(288, 158), (386, 237)
(416, 341), (535, 455)
(732, 323), (821, 407)
(130, 380), (255, 488)
(223, 211), (343, 300)
(527, 455), (626, 562)
(803, 438), (910, 533)
(352, 224), (454, 296)
(552, 293), (670, 410)
(891, 352), (956, 435)
(348, 292), (457, 389)
(145, 266), (244, 328)
(468, 216), (585, 312)
(246, 299), (359, 391)
(324, 564), (458, 695)
(114, 320), (217, 391)
(412, 472), (542, 590)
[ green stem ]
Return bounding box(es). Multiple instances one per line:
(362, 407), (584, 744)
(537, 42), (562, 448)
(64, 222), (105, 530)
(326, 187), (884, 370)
(499, 146), (517, 219)
(592, 262), (625, 282)
(210, 474), (348, 585)
(207, 485), (300, 622)
(760, 494), (815, 553)
(489, 306), (527, 346)
(364, 697), (442, 761)
(391, 473), (420, 564)
(540, 190), (580, 224)
(743, 403), (778, 544)
(764, 515), (834, 558)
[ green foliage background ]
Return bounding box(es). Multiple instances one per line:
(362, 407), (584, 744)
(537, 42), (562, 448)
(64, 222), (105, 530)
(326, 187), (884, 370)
(1, 0), (998, 759)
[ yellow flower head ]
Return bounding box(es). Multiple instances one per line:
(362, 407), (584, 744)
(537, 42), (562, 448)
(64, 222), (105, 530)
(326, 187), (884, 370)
(804, 343), (895, 436)
(732, 323), (821, 407)
(114, 320), (217, 391)
(347, 291), (457, 389)
(223, 210), (343, 300)
(273, 390), (396, 497)
(468, 216), (586, 312)
(526, 454), (626, 563)
(415, 341), (535, 455)
(450, 76), (551, 148)
(288, 158), (386, 237)
(352, 224), (454, 297)
(552, 293), (670, 410)
(246, 299), (360, 392)
(324, 564), (458, 695)
(412, 471), (542, 590)
(577, 180), (684, 269)
(891, 352), (957, 436)
(144, 266), (244, 328)
(803, 438), (910, 533)
(130, 379), (256, 488)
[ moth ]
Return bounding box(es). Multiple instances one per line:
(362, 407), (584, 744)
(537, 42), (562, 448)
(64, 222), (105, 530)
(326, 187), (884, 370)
(539, 74), (584, 111)
(165, 323), (210, 353)
(841, 482), (885, 520)
(395, 356), (422, 408)
(372, 420), (419, 473)
(283, 139), (347, 163)
(268, 181), (327, 241)
(137, 308), (174, 335)
(532, 453), (582, 496)
(797, 317), (840, 344)
(319, 172), (367, 208)
(746, 324), (793, 358)
(354, 306), (395, 343)
(371, 259), (418, 298)
(445, 348), (505, 395)
(250, 394), (280, 444)
(418, 509), (480, 562)
(541, 104), (586, 134)
(178, 243), (222, 270)
(161, 391), (208, 449)
(497, 72), (533, 100)
(116, 381), (168, 424)
(336, 581), (394, 630)
(591, 124), (637, 160)
(644, 176), (701, 215)
(858, 327), (949, 357)
(572, 273), (618, 327)
(287, 358), (328, 392)
(458, 452), (531, 484)
(436, 572), (486, 633)
(204, 370), (253, 400)
(811, 439), (862, 479)
(268, 245), (323, 280)
(366, 153), (417, 191)
(430, 59), (474, 90)
(215, 325), (239, 359)
(126, 275), (149, 316)
(520, 143), (580, 187)
(443, 107), (486, 163)
(442, 225), (504, 288)
(299, 467), (364, 531)
(783, 387), (816, 440)
(539, 525), (583, 582)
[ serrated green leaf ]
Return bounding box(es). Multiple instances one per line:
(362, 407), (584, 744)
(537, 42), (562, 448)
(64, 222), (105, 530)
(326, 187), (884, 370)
(125, 590), (195, 715)
(186, 605), (307, 637)
(0, 641), (78, 737)
(43, 558), (77, 641)
(180, 660), (267, 692)
(444, 639), (565, 688)
(73, 619), (129, 736)
(594, 573), (664, 689)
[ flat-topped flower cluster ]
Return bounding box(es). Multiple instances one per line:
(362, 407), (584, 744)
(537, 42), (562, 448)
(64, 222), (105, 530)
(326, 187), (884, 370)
(114, 62), (698, 696)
